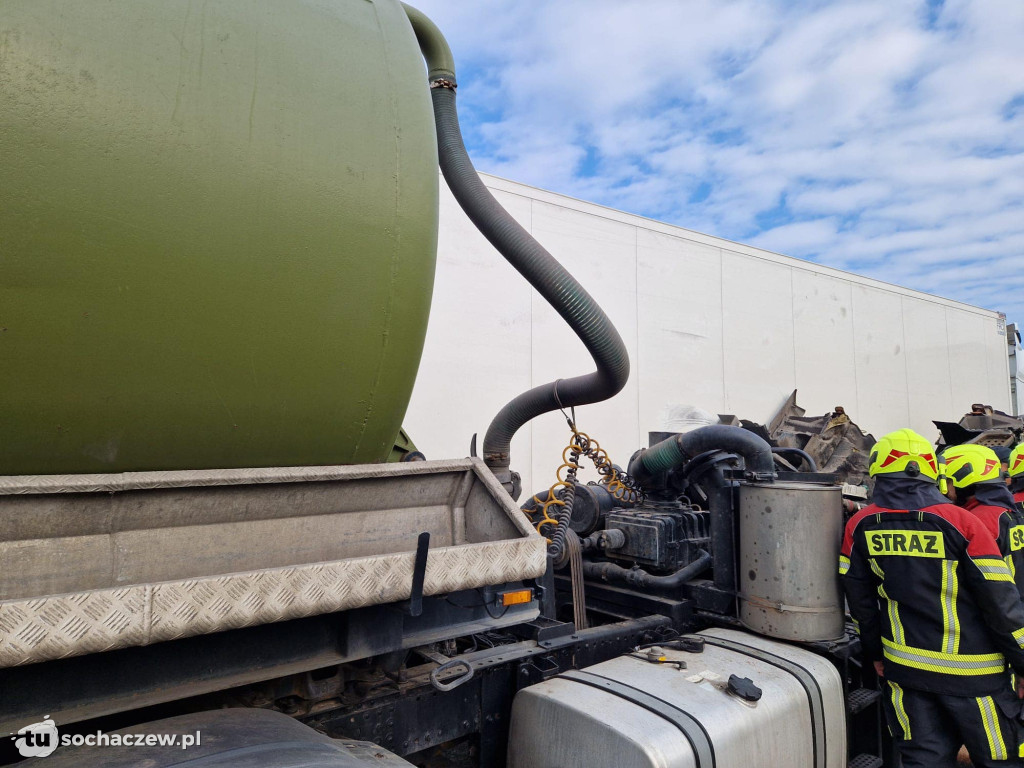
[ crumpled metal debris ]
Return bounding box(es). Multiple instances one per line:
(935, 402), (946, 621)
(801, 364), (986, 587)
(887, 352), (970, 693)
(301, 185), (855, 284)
(733, 390), (875, 487)
(933, 404), (1024, 450)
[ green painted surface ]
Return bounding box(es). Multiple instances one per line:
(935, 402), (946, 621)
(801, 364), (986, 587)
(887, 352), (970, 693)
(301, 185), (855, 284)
(0, 0), (438, 474)
(386, 427), (419, 463)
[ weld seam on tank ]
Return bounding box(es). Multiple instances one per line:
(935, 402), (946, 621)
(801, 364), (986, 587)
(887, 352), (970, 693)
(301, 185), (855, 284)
(403, 4), (630, 493)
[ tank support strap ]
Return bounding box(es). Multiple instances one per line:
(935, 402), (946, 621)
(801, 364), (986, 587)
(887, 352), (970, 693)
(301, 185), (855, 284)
(561, 670), (715, 767)
(739, 593), (829, 613)
(694, 635), (826, 768)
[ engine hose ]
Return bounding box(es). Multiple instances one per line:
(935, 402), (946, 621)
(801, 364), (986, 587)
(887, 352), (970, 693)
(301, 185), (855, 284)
(628, 425), (776, 489)
(403, 4), (630, 493)
(771, 446), (818, 472)
(678, 450), (739, 482)
(582, 549), (713, 589)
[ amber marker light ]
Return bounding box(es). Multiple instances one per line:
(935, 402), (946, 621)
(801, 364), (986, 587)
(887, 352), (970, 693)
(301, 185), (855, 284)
(499, 589), (533, 607)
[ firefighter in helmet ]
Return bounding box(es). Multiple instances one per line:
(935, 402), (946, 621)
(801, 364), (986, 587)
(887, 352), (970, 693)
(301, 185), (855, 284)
(841, 429), (1024, 767)
(943, 444), (1024, 598)
(994, 446), (1013, 485)
(1011, 444), (1024, 508)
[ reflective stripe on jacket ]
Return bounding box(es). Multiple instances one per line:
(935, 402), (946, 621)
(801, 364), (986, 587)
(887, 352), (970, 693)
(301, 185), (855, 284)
(841, 502), (1024, 696)
(967, 498), (1024, 600)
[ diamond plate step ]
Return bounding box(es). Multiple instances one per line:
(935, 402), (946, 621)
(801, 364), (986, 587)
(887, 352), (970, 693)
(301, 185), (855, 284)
(847, 687), (882, 714)
(847, 754), (883, 768)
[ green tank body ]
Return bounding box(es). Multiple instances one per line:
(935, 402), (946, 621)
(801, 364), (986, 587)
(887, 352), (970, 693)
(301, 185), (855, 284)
(0, 0), (437, 474)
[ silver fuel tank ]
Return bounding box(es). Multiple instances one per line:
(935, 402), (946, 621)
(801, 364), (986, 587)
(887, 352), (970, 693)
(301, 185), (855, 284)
(508, 628), (846, 768)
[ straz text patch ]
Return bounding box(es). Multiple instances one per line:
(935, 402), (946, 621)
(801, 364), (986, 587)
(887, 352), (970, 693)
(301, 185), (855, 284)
(865, 529), (945, 558)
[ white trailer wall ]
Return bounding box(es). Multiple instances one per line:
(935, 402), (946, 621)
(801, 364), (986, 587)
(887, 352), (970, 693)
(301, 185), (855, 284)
(404, 174), (1011, 494)
(1010, 324), (1024, 416)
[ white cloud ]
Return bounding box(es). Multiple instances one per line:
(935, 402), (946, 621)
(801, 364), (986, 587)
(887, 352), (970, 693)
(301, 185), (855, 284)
(751, 219), (841, 253)
(408, 0), (1024, 323)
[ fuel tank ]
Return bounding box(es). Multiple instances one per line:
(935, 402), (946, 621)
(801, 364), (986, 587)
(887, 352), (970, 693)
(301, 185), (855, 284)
(508, 628), (846, 768)
(0, 0), (437, 474)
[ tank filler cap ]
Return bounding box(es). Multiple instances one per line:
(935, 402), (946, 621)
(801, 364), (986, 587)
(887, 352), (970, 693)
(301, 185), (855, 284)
(727, 675), (763, 702)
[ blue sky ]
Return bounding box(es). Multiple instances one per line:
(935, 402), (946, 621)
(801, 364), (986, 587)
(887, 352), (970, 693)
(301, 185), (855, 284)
(411, 0), (1024, 326)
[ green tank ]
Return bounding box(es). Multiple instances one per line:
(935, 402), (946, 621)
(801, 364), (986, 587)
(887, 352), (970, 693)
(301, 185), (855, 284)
(0, 0), (437, 474)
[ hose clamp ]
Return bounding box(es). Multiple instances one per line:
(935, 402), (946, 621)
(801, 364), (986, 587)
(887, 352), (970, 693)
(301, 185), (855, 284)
(430, 78), (457, 90)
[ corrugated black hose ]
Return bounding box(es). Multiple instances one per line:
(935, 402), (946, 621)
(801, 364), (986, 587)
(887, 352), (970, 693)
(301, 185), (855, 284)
(403, 5), (630, 499)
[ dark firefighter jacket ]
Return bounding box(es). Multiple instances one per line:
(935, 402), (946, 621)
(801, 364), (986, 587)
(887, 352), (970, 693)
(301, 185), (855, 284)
(1015, 484), (1024, 593)
(841, 501), (1024, 696)
(966, 492), (1024, 598)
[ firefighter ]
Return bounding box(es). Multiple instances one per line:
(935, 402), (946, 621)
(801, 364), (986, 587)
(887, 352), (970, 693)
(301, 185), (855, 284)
(995, 446), (1012, 485)
(1011, 444), (1024, 508)
(943, 444), (1024, 597)
(841, 429), (1024, 768)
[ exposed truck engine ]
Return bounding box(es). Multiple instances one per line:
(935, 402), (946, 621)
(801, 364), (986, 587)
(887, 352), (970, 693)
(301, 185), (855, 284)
(1, 2), (891, 766)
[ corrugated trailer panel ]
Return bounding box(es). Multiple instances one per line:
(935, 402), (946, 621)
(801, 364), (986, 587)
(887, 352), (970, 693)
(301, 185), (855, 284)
(637, 230), (726, 426)
(851, 283), (912, 430)
(902, 296), (957, 429)
(792, 269), (859, 415)
(406, 173), (1011, 493)
(722, 249), (798, 420)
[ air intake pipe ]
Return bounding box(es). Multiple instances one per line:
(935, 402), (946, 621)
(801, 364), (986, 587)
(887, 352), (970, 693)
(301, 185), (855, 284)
(404, 5), (630, 496)
(628, 425), (776, 487)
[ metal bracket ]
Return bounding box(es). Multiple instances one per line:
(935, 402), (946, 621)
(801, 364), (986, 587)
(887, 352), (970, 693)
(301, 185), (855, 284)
(415, 647), (475, 692)
(429, 658), (474, 692)
(405, 532), (430, 617)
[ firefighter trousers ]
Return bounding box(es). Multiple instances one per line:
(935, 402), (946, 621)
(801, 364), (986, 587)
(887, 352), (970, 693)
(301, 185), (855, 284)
(881, 681), (1024, 767)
